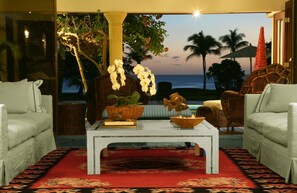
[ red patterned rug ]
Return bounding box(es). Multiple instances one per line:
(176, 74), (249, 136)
(1, 148), (297, 193)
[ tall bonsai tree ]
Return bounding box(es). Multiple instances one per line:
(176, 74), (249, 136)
(57, 14), (109, 92)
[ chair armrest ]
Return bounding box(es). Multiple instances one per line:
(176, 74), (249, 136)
(41, 95), (52, 115)
(0, 104), (8, 159)
(288, 103), (297, 157)
(244, 94), (260, 115)
(244, 94), (260, 127)
(196, 106), (227, 128)
(221, 90), (244, 125)
(221, 90), (240, 109)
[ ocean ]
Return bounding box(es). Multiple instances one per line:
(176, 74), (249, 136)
(62, 74), (216, 93)
(155, 75), (215, 90)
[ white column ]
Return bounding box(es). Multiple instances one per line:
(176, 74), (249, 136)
(104, 12), (127, 64)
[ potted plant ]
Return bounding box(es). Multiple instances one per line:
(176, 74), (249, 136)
(105, 59), (156, 120)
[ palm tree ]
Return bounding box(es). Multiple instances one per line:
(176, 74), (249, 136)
(219, 29), (249, 54)
(124, 45), (153, 64)
(184, 31), (221, 90)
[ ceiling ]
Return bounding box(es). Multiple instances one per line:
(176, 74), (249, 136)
(57, 0), (288, 14)
(0, 0), (288, 14)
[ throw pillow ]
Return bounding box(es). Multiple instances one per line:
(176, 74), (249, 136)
(27, 80), (46, 113)
(0, 79), (29, 113)
(264, 84), (297, 112)
(255, 84), (271, 112)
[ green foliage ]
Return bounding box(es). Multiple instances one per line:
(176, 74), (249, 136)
(57, 13), (108, 64)
(123, 14), (168, 64)
(219, 29), (249, 53)
(107, 91), (141, 106)
(207, 59), (245, 92)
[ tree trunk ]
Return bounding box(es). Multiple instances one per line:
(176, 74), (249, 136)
(202, 56), (207, 90)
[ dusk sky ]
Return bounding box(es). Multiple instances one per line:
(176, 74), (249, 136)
(140, 13), (272, 75)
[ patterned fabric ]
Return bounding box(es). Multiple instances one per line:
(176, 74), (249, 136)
(1, 148), (297, 193)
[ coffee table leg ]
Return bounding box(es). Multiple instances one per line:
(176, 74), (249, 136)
(94, 138), (109, 174)
(193, 138), (211, 174)
(87, 134), (95, 174)
(211, 135), (219, 174)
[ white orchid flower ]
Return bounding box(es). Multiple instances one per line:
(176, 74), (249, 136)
(143, 78), (151, 85)
(137, 71), (149, 80)
(107, 65), (116, 73)
(141, 84), (149, 92)
(150, 74), (155, 82)
(120, 73), (126, 80)
(117, 67), (125, 74)
(133, 64), (145, 74)
(140, 79), (150, 92)
(150, 87), (157, 95)
(140, 79), (148, 86)
(112, 82), (121, 90)
(110, 72), (117, 81)
(120, 79), (126, 86)
(114, 59), (123, 68)
(109, 59), (157, 96)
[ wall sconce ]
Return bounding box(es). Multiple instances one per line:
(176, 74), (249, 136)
(24, 27), (29, 39)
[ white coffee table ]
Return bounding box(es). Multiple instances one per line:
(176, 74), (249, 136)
(87, 120), (219, 175)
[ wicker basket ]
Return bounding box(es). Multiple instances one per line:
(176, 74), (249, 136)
(106, 105), (144, 120)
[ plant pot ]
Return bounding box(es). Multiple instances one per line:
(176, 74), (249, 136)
(106, 105), (144, 120)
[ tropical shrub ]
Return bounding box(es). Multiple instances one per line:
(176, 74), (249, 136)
(207, 59), (245, 96)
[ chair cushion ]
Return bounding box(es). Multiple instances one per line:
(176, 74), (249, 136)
(203, 100), (223, 110)
(7, 112), (52, 149)
(246, 112), (287, 146)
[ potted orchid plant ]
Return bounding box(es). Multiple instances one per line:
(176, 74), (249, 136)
(106, 59), (157, 120)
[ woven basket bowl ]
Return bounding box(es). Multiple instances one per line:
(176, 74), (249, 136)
(106, 105), (144, 120)
(170, 116), (205, 129)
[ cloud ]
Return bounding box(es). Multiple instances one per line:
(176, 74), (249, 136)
(171, 56), (180, 61)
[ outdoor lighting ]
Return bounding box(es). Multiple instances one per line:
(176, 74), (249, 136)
(24, 27), (29, 39)
(193, 10), (201, 17)
(42, 33), (47, 54)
